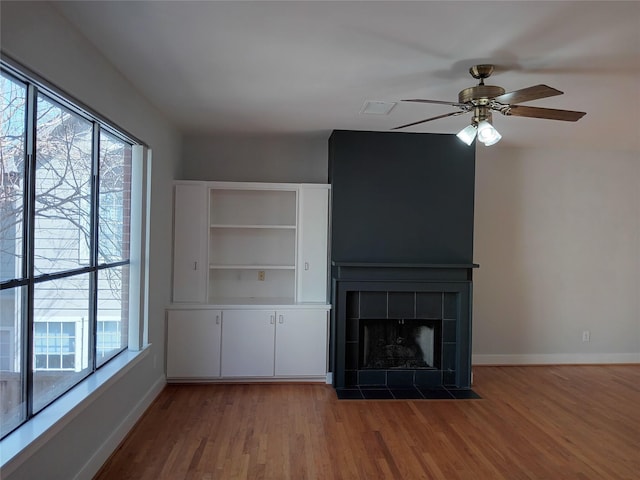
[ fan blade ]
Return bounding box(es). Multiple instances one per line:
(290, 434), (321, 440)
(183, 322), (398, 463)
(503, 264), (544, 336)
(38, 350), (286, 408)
(392, 110), (468, 130)
(505, 105), (586, 121)
(493, 84), (563, 105)
(402, 98), (467, 108)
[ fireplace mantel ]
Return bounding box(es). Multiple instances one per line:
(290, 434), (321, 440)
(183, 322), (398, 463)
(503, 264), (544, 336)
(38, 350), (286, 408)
(333, 262), (479, 267)
(332, 262), (479, 283)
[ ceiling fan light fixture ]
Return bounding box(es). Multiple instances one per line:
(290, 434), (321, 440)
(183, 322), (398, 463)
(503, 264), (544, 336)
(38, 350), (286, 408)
(476, 120), (502, 146)
(393, 64), (584, 143)
(456, 124), (477, 146)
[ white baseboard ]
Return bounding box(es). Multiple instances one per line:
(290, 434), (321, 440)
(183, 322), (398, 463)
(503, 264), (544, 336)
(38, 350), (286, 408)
(75, 375), (166, 480)
(472, 352), (640, 365)
(167, 376), (327, 383)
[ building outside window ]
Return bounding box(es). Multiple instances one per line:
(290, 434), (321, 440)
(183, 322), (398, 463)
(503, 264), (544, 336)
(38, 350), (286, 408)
(0, 62), (142, 438)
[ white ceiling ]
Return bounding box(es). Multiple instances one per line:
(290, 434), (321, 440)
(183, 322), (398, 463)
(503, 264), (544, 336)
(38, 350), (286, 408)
(53, 1), (640, 151)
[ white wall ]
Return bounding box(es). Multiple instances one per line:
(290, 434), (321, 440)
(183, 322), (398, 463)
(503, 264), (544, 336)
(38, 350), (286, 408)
(182, 132), (328, 182)
(1, 2), (180, 479)
(473, 145), (640, 364)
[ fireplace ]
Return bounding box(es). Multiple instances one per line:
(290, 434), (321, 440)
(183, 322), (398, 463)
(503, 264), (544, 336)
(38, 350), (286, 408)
(331, 263), (475, 389)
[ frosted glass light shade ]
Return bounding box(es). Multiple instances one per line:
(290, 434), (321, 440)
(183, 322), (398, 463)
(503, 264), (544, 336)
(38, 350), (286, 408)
(476, 120), (502, 146)
(456, 124), (477, 146)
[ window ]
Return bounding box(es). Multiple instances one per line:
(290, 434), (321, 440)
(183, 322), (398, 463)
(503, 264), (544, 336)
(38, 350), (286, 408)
(0, 62), (145, 438)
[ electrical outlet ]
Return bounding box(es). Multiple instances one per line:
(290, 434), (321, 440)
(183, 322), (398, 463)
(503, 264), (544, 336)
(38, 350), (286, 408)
(258, 270), (265, 281)
(582, 330), (590, 342)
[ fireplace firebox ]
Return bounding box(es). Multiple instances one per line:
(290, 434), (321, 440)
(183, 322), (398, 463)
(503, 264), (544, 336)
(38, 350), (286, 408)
(360, 318), (441, 370)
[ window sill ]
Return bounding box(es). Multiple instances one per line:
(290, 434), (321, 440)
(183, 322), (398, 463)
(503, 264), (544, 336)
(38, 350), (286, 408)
(0, 345), (150, 475)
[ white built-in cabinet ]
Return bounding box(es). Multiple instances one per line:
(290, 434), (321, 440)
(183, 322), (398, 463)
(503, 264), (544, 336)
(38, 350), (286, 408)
(166, 309), (222, 378)
(172, 183), (208, 303)
(220, 310), (276, 377)
(297, 187), (330, 303)
(221, 308), (328, 378)
(168, 181), (330, 382)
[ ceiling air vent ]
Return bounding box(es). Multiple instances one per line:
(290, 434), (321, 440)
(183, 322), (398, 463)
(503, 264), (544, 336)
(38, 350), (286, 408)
(360, 101), (397, 115)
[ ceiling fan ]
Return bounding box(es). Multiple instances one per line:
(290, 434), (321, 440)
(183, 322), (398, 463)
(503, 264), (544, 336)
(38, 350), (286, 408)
(393, 64), (586, 146)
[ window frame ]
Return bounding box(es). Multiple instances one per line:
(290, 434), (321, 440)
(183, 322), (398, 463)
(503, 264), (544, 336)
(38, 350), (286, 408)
(0, 57), (150, 440)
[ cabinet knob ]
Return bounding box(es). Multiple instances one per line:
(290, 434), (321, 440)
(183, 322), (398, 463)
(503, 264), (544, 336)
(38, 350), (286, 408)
(216, 314), (220, 325)
(279, 315), (284, 324)
(270, 315), (275, 325)
(304, 262), (309, 271)
(193, 261), (198, 270)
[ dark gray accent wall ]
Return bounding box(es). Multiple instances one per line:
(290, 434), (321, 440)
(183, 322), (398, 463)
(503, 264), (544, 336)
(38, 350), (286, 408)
(329, 130), (475, 264)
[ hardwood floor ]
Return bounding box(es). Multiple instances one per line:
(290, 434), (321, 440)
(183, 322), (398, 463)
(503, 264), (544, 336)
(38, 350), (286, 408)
(94, 365), (640, 479)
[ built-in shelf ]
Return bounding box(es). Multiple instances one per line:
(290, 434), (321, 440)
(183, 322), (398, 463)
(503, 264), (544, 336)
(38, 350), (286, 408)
(210, 224), (296, 229)
(173, 181), (329, 305)
(208, 297), (297, 306)
(208, 189), (297, 300)
(210, 187), (297, 227)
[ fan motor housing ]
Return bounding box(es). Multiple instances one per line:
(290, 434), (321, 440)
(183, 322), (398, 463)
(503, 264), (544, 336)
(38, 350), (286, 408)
(458, 85), (505, 104)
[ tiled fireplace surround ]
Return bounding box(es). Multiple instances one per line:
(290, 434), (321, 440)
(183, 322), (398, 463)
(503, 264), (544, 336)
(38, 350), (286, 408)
(332, 263), (474, 390)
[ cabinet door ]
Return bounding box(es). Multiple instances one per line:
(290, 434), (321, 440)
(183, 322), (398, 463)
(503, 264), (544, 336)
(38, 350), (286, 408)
(221, 310), (275, 377)
(167, 310), (221, 379)
(173, 183), (208, 302)
(275, 309), (328, 376)
(297, 186), (329, 303)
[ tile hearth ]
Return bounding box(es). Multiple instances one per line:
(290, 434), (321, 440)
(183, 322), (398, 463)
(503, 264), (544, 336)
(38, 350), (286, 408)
(335, 386), (481, 400)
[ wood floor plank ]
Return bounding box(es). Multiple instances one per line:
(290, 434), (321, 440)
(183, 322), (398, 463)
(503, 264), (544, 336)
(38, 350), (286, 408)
(94, 366), (640, 479)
